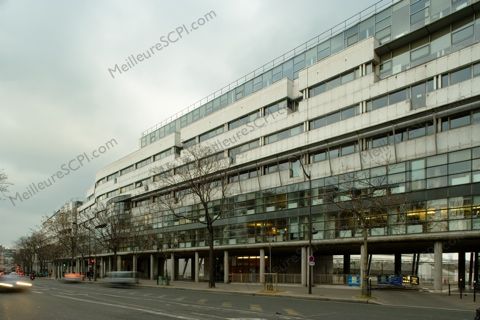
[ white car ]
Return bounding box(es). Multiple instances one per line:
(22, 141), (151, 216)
(0, 272), (33, 291)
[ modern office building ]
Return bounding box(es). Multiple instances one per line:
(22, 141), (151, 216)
(77, 0), (480, 290)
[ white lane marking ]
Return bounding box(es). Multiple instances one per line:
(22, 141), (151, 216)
(32, 291), (43, 294)
(52, 294), (200, 320)
(191, 312), (226, 319)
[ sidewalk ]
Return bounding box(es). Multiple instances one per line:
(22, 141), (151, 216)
(137, 279), (480, 311)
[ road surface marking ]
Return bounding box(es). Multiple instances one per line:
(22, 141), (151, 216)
(175, 296), (185, 301)
(52, 294), (201, 320)
(197, 298), (207, 304)
(284, 308), (300, 316)
(32, 291), (43, 294)
(249, 304), (262, 312)
(222, 302), (232, 308)
(157, 295), (166, 299)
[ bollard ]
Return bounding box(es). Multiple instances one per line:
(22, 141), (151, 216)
(475, 307), (480, 320)
(448, 283), (451, 296)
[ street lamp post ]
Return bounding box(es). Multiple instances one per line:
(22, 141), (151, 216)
(293, 155), (313, 295)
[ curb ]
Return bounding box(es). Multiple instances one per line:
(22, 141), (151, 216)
(137, 282), (380, 305)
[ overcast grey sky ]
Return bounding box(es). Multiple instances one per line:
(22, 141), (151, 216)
(0, 0), (374, 247)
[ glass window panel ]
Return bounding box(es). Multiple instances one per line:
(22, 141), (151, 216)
(376, 26), (391, 44)
(410, 0), (429, 15)
(311, 150), (327, 163)
(359, 16), (375, 40)
(452, 25), (474, 45)
(376, 16), (391, 31)
(410, 8), (429, 27)
(371, 95), (389, 111)
(427, 154), (447, 167)
(341, 144), (356, 156)
(329, 147), (340, 159)
(449, 173), (470, 185)
(341, 106), (358, 120)
(282, 59), (294, 80)
(411, 158), (425, 170)
(441, 73), (449, 87)
(305, 47), (317, 67)
(389, 162), (406, 174)
(325, 112), (341, 125)
(389, 88), (408, 104)
(449, 149), (471, 162)
(341, 71), (355, 84)
(263, 70), (272, 88)
(317, 43), (331, 61)
(450, 66), (472, 85)
(450, 114), (471, 129)
(272, 65), (283, 82)
(391, 46), (410, 74)
(330, 32), (344, 54)
(411, 169), (426, 180)
(411, 82), (426, 109)
(310, 117), (326, 130)
(391, 0), (410, 39)
(430, 28), (451, 57)
(244, 80), (253, 96)
(430, 0), (450, 21)
(473, 147), (480, 159)
(326, 76), (341, 90)
(427, 165), (447, 178)
(408, 125), (426, 139)
(410, 45), (430, 61)
(427, 176), (448, 188)
(474, 63), (480, 77)
(449, 160), (471, 174)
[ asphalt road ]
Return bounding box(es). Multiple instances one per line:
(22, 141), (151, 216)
(0, 279), (475, 320)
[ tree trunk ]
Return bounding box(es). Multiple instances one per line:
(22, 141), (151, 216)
(361, 231), (369, 297)
(208, 224), (215, 288)
(113, 251), (117, 271)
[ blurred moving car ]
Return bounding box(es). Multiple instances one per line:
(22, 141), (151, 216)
(63, 272), (83, 283)
(103, 271), (138, 287)
(0, 272), (33, 291)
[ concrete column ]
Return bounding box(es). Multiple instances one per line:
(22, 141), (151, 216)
(301, 247), (307, 286)
(434, 242), (443, 292)
(224, 251), (229, 284)
(117, 255), (122, 271)
(394, 253), (402, 275)
(150, 254), (154, 280)
(132, 255), (137, 273)
(259, 248), (265, 283)
(343, 254), (351, 274)
(458, 252), (465, 289)
(194, 252), (199, 282)
(169, 253), (175, 281)
(474, 252), (479, 285)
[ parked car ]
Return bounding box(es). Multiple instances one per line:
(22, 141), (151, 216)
(103, 271), (138, 287)
(0, 272), (33, 291)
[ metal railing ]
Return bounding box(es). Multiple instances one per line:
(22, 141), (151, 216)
(140, 0), (398, 139)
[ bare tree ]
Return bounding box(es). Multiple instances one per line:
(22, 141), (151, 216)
(333, 157), (406, 296)
(86, 200), (130, 271)
(154, 145), (230, 288)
